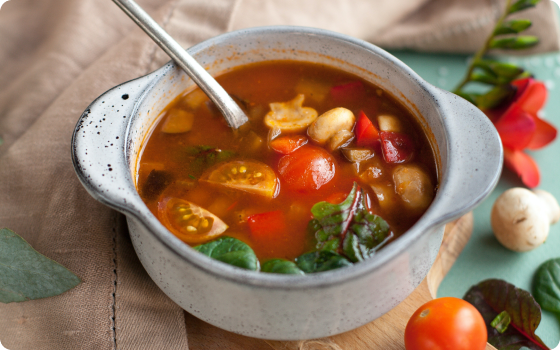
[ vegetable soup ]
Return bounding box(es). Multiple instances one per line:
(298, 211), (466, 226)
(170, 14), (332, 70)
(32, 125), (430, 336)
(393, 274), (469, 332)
(137, 60), (438, 274)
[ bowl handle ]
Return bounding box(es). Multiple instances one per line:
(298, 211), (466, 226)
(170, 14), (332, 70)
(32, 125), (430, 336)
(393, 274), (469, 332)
(425, 88), (503, 226)
(71, 67), (169, 216)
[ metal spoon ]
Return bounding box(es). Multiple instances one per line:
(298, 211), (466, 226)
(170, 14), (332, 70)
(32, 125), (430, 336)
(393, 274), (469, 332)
(112, 0), (248, 129)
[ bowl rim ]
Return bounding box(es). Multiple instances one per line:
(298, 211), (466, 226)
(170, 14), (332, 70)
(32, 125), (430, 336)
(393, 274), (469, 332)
(72, 25), (502, 290)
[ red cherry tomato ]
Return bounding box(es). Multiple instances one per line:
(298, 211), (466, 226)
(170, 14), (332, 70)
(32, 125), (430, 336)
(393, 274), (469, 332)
(405, 297), (487, 350)
(277, 145), (336, 193)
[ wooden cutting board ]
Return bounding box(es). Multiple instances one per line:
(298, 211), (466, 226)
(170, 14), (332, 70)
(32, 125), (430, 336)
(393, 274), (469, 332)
(186, 213), (496, 350)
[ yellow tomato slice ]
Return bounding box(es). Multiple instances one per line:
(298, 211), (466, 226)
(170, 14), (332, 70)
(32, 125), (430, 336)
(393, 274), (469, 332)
(158, 197), (228, 244)
(201, 160), (279, 198)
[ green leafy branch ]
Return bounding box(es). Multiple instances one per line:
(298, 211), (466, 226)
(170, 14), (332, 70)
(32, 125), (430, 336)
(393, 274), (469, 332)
(453, 0), (540, 109)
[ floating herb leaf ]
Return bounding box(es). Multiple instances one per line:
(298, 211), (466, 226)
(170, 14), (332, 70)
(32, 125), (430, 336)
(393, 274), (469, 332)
(295, 251), (352, 273)
(463, 279), (550, 350)
(194, 236), (258, 271)
(533, 258), (560, 314)
(183, 145), (236, 177)
(310, 182), (392, 263)
(261, 259), (304, 275)
(0, 228), (81, 303)
(141, 169), (174, 201)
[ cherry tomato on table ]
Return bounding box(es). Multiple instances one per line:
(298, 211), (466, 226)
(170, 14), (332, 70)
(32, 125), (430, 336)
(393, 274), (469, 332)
(404, 297), (487, 350)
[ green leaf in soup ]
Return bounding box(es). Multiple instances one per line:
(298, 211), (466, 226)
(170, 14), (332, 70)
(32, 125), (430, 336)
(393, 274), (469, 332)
(295, 251), (352, 273)
(463, 279), (550, 350)
(194, 237), (258, 271)
(0, 228), (81, 303)
(310, 182), (393, 262)
(261, 259), (304, 275)
(182, 145), (237, 178)
(141, 169), (174, 201)
(533, 258), (560, 313)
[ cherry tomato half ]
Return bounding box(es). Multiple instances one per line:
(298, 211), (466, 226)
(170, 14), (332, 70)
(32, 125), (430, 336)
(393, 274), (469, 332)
(158, 197), (228, 244)
(277, 145), (336, 193)
(404, 297), (487, 350)
(202, 160), (279, 198)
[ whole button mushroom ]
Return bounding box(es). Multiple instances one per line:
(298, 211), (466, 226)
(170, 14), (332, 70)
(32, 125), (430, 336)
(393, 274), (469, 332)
(308, 107), (355, 144)
(491, 188), (560, 252)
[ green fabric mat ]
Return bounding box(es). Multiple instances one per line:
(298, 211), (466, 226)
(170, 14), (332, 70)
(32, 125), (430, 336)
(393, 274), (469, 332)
(391, 44), (560, 345)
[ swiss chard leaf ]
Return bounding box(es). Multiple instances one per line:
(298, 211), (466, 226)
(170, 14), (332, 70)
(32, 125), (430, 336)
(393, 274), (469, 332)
(194, 237), (258, 271)
(463, 279), (550, 350)
(533, 258), (560, 314)
(310, 182), (392, 262)
(0, 228), (81, 303)
(183, 145), (236, 178)
(261, 259), (304, 275)
(295, 251), (352, 273)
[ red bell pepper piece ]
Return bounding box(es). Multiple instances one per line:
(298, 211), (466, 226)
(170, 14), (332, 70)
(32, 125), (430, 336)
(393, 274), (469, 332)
(355, 111), (379, 148)
(380, 131), (414, 163)
(503, 148), (540, 188)
(247, 210), (286, 239)
(269, 135), (308, 154)
(330, 81), (366, 103)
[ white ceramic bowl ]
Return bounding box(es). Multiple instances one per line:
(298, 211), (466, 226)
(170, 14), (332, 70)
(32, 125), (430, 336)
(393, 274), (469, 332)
(72, 26), (502, 340)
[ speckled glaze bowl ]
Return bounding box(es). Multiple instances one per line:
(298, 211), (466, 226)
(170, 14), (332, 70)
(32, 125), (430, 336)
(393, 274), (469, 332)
(72, 26), (502, 340)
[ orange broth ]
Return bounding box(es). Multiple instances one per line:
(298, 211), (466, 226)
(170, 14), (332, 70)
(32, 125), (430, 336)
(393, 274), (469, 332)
(137, 60), (438, 262)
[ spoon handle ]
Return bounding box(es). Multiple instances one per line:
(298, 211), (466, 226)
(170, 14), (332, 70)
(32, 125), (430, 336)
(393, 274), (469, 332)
(112, 0), (248, 129)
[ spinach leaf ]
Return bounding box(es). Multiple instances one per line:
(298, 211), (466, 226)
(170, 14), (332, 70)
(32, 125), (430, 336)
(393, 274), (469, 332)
(261, 259), (304, 275)
(194, 237), (258, 271)
(533, 258), (560, 314)
(141, 169), (174, 201)
(310, 182), (392, 262)
(0, 228), (81, 303)
(463, 279), (550, 350)
(183, 146), (236, 177)
(295, 251), (352, 273)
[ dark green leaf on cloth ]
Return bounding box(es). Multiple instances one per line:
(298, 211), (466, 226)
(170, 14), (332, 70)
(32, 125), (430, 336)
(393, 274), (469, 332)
(0, 228), (81, 304)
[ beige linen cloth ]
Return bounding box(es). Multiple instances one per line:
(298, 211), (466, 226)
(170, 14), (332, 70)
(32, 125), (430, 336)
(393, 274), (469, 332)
(0, 0), (558, 349)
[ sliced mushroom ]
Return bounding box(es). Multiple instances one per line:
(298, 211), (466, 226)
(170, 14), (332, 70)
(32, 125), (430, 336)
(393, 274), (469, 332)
(342, 148), (375, 163)
(308, 107), (355, 144)
(392, 165), (434, 210)
(328, 130), (355, 151)
(378, 115), (402, 133)
(264, 94), (318, 132)
(370, 183), (398, 211)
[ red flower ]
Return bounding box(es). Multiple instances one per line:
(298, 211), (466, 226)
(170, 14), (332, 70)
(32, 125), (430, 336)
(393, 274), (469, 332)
(491, 78), (557, 188)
